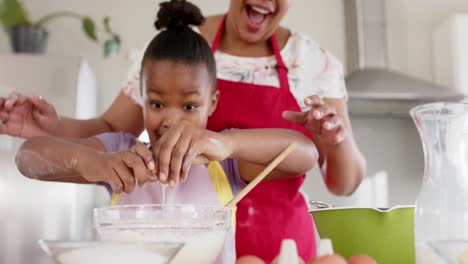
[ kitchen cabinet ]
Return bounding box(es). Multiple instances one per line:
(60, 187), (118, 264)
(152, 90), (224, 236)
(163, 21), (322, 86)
(0, 55), (100, 264)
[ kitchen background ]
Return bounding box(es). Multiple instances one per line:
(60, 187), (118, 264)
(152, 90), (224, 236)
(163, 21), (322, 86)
(1, 0), (468, 263)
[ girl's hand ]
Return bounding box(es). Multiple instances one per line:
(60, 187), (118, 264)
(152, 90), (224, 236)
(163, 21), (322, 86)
(282, 95), (346, 146)
(77, 151), (155, 194)
(130, 140), (158, 177)
(152, 120), (232, 187)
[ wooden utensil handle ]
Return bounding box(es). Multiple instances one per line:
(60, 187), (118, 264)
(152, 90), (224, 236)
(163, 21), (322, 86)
(225, 142), (298, 208)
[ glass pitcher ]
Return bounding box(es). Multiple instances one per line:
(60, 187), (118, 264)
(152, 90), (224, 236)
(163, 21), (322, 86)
(411, 102), (468, 263)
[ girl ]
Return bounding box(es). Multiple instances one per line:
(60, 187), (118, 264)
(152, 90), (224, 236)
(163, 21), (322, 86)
(15, 2), (318, 263)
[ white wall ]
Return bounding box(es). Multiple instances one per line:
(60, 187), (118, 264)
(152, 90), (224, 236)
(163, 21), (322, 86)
(0, 0), (345, 112)
(303, 116), (424, 207)
(304, 0), (468, 208)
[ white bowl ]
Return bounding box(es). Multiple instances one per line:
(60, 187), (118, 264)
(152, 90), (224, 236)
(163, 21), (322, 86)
(39, 240), (183, 264)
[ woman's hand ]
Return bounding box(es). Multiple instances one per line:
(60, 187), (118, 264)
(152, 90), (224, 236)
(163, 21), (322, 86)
(283, 95), (366, 196)
(151, 121), (232, 187)
(282, 95), (346, 146)
(0, 92), (60, 138)
(77, 150), (156, 194)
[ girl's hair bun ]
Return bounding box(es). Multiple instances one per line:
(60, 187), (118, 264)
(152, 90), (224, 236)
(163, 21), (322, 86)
(155, 0), (205, 31)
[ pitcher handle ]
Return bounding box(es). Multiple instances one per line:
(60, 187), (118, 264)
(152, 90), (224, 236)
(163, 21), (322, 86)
(309, 201), (332, 209)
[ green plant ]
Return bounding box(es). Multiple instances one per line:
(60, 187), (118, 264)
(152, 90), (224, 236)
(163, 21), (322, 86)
(0, 0), (121, 57)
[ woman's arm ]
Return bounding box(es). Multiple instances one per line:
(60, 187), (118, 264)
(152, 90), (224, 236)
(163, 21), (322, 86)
(314, 98), (366, 195)
(0, 91), (144, 139)
(283, 97), (366, 196)
(56, 92), (144, 137)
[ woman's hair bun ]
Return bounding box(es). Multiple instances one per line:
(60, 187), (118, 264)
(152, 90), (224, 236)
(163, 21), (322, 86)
(155, 0), (205, 30)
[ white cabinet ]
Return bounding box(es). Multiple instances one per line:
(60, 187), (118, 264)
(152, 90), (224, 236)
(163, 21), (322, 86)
(0, 54), (98, 118)
(433, 14), (468, 95)
(0, 55), (100, 264)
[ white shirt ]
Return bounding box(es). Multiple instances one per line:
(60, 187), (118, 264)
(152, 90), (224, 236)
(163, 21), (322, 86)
(121, 30), (347, 111)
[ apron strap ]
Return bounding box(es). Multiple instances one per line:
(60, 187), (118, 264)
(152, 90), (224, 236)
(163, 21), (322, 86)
(211, 16), (226, 52)
(211, 15), (290, 91)
(207, 161), (237, 232)
(270, 34), (290, 91)
(111, 192), (120, 205)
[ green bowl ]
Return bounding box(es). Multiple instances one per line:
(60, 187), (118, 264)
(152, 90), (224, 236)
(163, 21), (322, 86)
(310, 205), (414, 264)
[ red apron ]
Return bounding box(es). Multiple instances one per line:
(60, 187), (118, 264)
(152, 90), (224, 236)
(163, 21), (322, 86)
(207, 17), (316, 262)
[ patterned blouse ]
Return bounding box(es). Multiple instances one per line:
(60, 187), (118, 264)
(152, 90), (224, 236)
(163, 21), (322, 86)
(121, 30), (348, 111)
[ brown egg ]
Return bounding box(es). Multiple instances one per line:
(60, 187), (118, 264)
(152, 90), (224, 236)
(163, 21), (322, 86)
(271, 256), (306, 264)
(309, 254), (348, 264)
(347, 255), (377, 264)
(236, 255), (266, 264)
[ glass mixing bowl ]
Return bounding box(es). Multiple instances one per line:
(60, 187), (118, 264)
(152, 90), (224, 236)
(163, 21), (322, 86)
(93, 204), (231, 264)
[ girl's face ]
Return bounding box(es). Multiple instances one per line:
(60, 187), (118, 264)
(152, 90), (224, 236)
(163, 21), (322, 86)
(227, 0), (292, 44)
(142, 60), (218, 144)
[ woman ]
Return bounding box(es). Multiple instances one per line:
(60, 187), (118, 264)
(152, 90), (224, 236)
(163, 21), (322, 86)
(0, 0), (366, 261)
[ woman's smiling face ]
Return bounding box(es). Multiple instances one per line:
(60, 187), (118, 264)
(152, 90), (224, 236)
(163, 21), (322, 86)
(227, 0), (292, 43)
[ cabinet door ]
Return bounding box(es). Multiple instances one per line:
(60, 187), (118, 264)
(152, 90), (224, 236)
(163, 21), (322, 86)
(0, 55), (100, 264)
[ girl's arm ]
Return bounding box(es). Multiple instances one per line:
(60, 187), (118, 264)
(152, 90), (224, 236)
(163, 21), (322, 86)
(151, 121), (318, 184)
(15, 135), (152, 193)
(220, 129), (318, 182)
(15, 136), (105, 182)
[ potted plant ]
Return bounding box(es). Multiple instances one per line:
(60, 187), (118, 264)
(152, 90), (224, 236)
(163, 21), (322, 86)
(0, 0), (121, 57)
